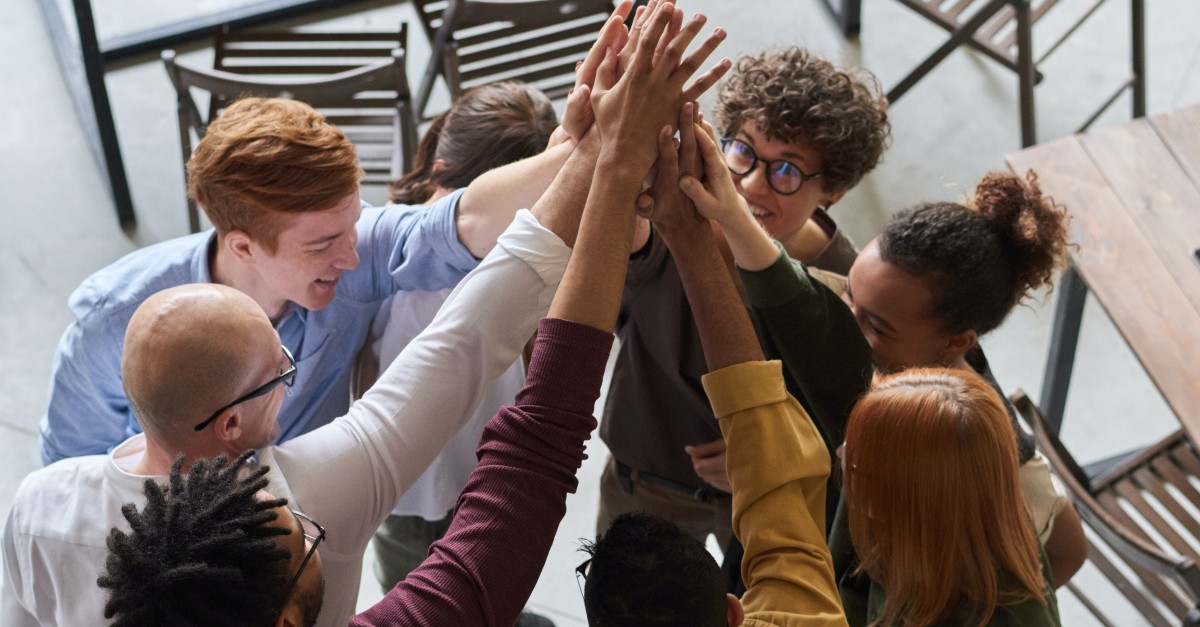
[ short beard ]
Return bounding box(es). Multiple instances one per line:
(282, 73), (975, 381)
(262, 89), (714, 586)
(296, 575), (326, 627)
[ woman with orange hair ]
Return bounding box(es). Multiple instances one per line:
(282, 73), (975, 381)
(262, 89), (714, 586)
(842, 368), (1059, 626)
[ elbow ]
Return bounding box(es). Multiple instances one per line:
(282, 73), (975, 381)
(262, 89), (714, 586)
(1045, 501), (1088, 588)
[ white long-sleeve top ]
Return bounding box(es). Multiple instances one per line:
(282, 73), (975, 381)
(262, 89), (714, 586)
(0, 210), (568, 627)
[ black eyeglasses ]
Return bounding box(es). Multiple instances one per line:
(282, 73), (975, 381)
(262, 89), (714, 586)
(720, 137), (824, 195)
(194, 345), (296, 431)
(575, 557), (593, 600)
(282, 509), (325, 602)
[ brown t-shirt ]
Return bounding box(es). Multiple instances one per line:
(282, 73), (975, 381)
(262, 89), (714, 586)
(600, 211), (857, 488)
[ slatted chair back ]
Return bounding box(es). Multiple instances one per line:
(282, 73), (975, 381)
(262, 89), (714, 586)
(1011, 390), (1200, 626)
(161, 25), (416, 233)
(412, 0), (613, 119)
(886, 0), (1144, 147)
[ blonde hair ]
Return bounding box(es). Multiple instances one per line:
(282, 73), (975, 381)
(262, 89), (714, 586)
(187, 97), (361, 250)
(844, 368), (1046, 626)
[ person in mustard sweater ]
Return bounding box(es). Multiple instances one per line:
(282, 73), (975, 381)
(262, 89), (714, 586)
(580, 105), (847, 627)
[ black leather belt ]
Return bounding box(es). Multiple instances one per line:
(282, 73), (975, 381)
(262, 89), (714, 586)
(614, 460), (730, 503)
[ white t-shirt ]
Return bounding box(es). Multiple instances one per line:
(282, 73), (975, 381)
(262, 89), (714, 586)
(0, 210), (569, 627)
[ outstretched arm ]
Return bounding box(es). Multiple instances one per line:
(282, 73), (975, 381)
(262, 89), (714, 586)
(350, 4), (729, 625)
(647, 107), (845, 624)
(649, 106), (761, 370)
(454, 0), (730, 259)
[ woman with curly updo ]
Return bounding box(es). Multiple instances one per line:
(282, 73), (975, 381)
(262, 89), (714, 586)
(845, 171), (1068, 373)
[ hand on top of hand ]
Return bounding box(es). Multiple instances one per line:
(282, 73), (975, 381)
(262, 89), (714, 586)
(560, 0), (633, 142)
(678, 120), (754, 229)
(635, 102), (707, 236)
(589, 0), (729, 173)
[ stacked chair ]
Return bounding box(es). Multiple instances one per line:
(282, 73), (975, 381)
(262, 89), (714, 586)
(162, 25), (416, 232)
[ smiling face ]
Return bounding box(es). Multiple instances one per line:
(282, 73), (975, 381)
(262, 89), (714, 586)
(729, 122), (845, 243)
(249, 191), (362, 313)
(844, 238), (959, 373)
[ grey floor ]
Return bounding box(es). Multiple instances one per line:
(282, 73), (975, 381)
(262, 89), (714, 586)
(3, 0), (1199, 624)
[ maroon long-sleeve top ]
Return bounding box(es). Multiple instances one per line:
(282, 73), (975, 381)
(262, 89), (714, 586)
(349, 317), (612, 626)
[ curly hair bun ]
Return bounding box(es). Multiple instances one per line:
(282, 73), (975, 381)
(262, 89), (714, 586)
(973, 171), (1069, 301)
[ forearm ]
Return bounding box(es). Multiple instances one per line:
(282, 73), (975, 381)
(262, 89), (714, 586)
(530, 131), (601, 249)
(456, 139), (577, 258)
(658, 222), (762, 370)
(717, 199), (779, 272)
(546, 148), (642, 331)
(351, 319), (612, 627)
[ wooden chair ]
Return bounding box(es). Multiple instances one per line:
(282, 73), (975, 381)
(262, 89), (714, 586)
(1011, 390), (1200, 626)
(884, 0), (1145, 147)
(162, 25), (416, 233)
(412, 0), (613, 119)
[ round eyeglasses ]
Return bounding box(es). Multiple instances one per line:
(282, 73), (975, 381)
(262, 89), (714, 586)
(194, 345), (297, 431)
(719, 137), (824, 196)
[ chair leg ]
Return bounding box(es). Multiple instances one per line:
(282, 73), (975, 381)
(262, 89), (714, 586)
(1039, 265), (1088, 435)
(1014, 0), (1036, 147)
(886, 0), (1009, 104)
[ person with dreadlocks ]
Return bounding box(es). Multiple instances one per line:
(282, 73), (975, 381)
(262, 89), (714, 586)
(1, 2), (731, 625)
(93, 4), (730, 625)
(98, 451), (323, 627)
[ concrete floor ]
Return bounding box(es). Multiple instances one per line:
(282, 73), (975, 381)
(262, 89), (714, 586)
(3, 0), (1199, 624)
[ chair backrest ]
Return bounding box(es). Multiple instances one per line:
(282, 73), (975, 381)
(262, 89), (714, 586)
(1011, 390), (1200, 626)
(162, 25), (416, 233)
(412, 0), (614, 118)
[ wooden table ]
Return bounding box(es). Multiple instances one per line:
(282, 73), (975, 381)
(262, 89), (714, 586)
(1006, 104), (1200, 439)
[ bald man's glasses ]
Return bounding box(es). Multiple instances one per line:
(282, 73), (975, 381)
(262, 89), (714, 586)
(194, 345), (296, 431)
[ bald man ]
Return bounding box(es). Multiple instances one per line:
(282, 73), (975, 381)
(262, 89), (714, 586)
(1, 194), (575, 627)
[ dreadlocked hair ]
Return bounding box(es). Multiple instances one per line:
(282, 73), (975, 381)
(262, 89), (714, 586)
(98, 451), (294, 627)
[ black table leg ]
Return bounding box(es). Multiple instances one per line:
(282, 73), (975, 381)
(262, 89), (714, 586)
(41, 0), (136, 226)
(1040, 265), (1088, 435)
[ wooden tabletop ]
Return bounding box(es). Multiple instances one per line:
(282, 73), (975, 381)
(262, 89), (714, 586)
(1007, 104), (1200, 437)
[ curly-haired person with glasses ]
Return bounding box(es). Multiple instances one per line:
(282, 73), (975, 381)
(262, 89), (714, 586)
(596, 46), (890, 592)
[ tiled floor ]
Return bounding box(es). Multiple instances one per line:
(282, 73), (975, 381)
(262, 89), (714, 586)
(4, 0), (1200, 624)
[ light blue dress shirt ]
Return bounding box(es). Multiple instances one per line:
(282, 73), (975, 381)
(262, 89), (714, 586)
(39, 190), (477, 465)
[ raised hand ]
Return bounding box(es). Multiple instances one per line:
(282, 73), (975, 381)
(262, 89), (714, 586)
(682, 120), (781, 272)
(679, 120), (750, 226)
(560, 0), (634, 142)
(637, 102), (707, 235)
(589, 1), (728, 174)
